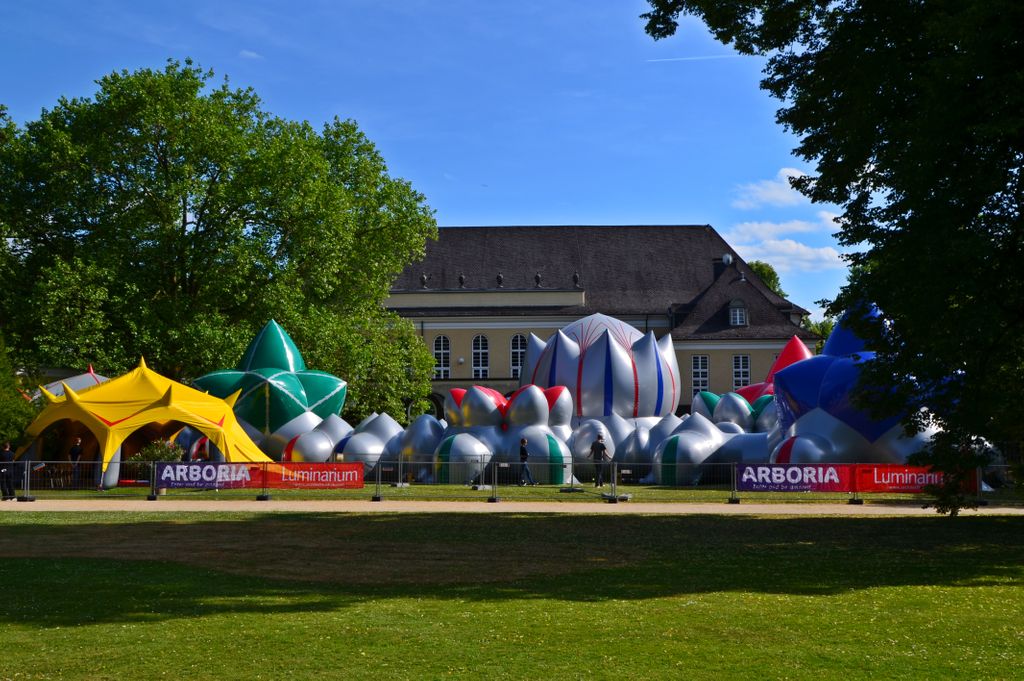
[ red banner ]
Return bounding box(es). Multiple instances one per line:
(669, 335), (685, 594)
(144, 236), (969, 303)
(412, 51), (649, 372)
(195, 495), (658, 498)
(260, 463), (364, 489)
(854, 465), (945, 493)
(735, 463), (961, 495)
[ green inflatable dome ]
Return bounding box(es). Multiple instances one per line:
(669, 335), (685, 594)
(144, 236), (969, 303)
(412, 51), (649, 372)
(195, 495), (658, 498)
(195, 320), (347, 434)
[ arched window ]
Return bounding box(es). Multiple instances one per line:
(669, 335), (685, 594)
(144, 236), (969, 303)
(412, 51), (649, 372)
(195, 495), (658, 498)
(433, 335), (450, 379)
(729, 299), (748, 326)
(472, 335), (489, 379)
(510, 334), (527, 379)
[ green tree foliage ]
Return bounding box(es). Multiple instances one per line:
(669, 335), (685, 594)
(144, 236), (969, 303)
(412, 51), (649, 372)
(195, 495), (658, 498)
(0, 332), (37, 444)
(0, 60), (437, 423)
(747, 260), (786, 298)
(269, 304), (435, 422)
(643, 1), (1024, 512)
(801, 317), (835, 355)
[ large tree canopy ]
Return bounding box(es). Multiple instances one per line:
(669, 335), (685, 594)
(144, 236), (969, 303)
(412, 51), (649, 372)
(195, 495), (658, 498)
(0, 60), (437, 422)
(643, 1), (1024, 509)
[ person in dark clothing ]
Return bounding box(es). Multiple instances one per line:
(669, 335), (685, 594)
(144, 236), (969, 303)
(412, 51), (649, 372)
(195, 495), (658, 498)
(518, 437), (536, 486)
(69, 437), (84, 488)
(0, 441), (16, 501)
(590, 434), (608, 487)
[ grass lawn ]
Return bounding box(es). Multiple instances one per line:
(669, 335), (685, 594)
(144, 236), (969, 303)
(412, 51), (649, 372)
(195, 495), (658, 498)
(22, 480), (1023, 506)
(1, 512), (1022, 680)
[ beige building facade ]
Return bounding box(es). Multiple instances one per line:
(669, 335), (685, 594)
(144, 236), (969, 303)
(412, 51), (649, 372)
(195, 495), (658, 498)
(389, 226), (818, 415)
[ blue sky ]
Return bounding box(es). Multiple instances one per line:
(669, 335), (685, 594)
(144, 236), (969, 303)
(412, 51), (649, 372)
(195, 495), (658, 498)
(1, 0), (849, 319)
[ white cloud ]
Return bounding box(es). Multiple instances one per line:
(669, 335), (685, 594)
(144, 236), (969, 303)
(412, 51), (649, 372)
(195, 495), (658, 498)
(734, 239), (846, 273)
(727, 211), (847, 273)
(725, 219), (817, 244)
(816, 209), (841, 228)
(239, 49), (264, 60)
(732, 167), (807, 210)
(724, 210), (839, 244)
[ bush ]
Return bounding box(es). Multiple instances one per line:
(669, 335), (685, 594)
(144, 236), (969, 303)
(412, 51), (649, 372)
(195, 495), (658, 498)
(129, 440), (184, 463)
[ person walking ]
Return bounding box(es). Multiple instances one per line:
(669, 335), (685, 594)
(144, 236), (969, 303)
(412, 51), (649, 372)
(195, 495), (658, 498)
(69, 437), (83, 488)
(0, 441), (16, 501)
(518, 437), (536, 486)
(590, 434), (608, 487)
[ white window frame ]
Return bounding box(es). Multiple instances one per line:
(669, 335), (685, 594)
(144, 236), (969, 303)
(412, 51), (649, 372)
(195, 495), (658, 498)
(691, 355), (709, 396)
(472, 335), (489, 379)
(510, 334), (527, 379)
(433, 335), (451, 379)
(732, 354), (751, 390)
(729, 305), (748, 326)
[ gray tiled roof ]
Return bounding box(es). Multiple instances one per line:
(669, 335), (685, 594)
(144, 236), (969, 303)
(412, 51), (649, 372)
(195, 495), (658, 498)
(392, 225), (816, 341)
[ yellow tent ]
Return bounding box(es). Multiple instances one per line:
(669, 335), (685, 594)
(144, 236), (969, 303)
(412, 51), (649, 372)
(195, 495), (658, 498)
(17, 358), (271, 470)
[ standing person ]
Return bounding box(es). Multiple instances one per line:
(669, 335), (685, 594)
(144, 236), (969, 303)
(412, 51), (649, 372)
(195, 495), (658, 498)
(590, 434), (608, 487)
(69, 437), (84, 489)
(0, 441), (16, 501)
(518, 437), (536, 486)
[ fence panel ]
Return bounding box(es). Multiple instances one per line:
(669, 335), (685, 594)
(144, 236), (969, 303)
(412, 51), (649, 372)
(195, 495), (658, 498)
(16, 460), (156, 499)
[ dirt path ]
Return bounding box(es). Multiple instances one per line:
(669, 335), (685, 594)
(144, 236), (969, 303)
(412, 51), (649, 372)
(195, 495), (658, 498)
(1, 498), (1022, 515)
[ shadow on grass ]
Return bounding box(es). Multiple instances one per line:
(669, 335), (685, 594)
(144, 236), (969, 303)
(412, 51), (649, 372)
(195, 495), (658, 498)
(1, 513), (1022, 627)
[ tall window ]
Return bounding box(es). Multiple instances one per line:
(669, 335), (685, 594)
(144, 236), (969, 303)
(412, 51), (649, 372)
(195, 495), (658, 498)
(691, 355), (709, 396)
(732, 354), (750, 390)
(729, 299), (748, 326)
(510, 334), (527, 379)
(432, 335), (450, 379)
(472, 335), (489, 379)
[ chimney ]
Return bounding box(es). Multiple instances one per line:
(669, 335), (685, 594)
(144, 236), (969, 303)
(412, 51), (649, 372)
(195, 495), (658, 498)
(713, 252), (734, 279)
(713, 258), (726, 279)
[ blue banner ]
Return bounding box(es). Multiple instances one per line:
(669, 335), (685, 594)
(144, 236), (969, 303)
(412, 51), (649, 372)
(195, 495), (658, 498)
(736, 463), (853, 492)
(155, 462), (255, 489)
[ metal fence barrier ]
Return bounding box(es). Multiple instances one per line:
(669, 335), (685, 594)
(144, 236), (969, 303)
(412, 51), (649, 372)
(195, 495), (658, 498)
(4, 459), (1020, 507)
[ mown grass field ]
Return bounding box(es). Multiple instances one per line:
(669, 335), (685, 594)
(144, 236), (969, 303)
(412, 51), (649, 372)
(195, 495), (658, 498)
(1, 512), (1022, 680)
(20, 480), (1024, 507)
